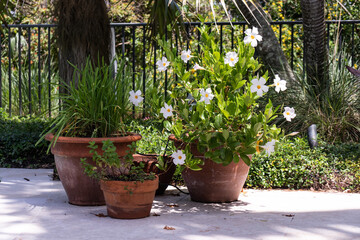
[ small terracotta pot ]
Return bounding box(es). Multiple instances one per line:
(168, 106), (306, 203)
(100, 176), (159, 219)
(169, 134), (250, 203)
(133, 154), (176, 195)
(45, 133), (141, 206)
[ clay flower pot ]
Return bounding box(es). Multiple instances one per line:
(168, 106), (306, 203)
(169, 134), (250, 203)
(100, 176), (159, 219)
(45, 133), (141, 206)
(133, 154), (176, 195)
(182, 157), (250, 203)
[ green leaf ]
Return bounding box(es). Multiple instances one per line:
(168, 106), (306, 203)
(222, 129), (229, 140)
(224, 148), (233, 165)
(240, 154), (251, 166)
(220, 109), (230, 119)
(214, 114), (223, 129)
(213, 51), (221, 61)
(227, 102), (237, 116)
(235, 80), (247, 90)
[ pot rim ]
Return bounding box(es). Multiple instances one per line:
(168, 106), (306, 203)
(100, 175), (159, 184)
(45, 132), (142, 144)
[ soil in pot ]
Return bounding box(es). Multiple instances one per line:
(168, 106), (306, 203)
(133, 154), (176, 195)
(45, 133), (141, 206)
(100, 176), (159, 219)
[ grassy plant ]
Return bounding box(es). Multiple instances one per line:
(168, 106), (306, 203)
(42, 58), (135, 143)
(281, 48), (360, 142)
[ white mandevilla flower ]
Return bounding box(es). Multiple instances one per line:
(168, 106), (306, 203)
(160, 103), (173, 119)
(224, 52), (239, 67)
(181, 50), (192, 63)
(199, 88), (214, 105)
(129, 90), (143, 106)
(250, 77), (269, 97)
(273, 74), (287, 93)
(171, 150), (186, 165)
(156, 57), (170, 72)
(244, 27), (263, 47)
(261, 139), (276, 156)
(283, 107), (296, 122)
(193, 63), (205, 71)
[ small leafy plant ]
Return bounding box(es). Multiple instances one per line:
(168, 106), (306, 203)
(81, 140), (156, 182)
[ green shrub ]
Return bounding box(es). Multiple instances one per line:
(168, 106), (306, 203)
(0, 109), (53, 168)
(247, 137), (360, 192)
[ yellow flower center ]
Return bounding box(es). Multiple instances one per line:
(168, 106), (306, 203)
(178, 156), (182, 160)
(230, 57), (234, 61)
(135, 95), (138, 99)
(277, 83), (280, 86)
(167, 109), (171, 112)
(257, 85), (261, 89)
(286, 112), (290, 115)
(187, 55), (190, 58)
(163, 63), (166, 66)
(205, 93), (209, 98)
(251, 35), (255, 39)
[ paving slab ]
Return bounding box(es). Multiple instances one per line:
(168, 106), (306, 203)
(1, 168), (360, 240)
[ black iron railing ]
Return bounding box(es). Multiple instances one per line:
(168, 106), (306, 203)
(1, 20), (359, 116)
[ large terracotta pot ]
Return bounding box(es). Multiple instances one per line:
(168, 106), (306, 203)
(169, 134), (250, 203)
(133, 154), (176, 195)
(100, 176), (159, 219)
(182, 157), (250, 203)
(45, 133), (141, 206)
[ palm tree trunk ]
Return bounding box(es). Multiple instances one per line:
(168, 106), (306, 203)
(300, 0), (328, 98)
(235, 0), (296, 83)
(54, 0), (111, 90)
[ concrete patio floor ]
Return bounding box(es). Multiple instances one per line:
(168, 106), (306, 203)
(1, 168), (360, 240)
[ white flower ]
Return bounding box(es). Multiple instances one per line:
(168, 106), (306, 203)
(192, 63), (205, 71)
(129, 90), (143, 106)
(181, 50), (192, 63)
(283, 107), (296, 122)
(261, 139), (276, 156)
(273, 74), (287, 93)
(199, 88), (214, 105)
(250, 77), (269, 97)
(156, 57), (170, 72)
(244, 27), (263, 47)
(160, 103), (173, 119)
(171, 150), (186, 165)
(224, 52), (239, 67)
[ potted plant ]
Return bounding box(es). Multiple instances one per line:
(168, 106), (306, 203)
(82, 140), (158, 219)
(129, 121), (176, 195)
(40, 59), (144, 206)
(157, 25), (296, 203)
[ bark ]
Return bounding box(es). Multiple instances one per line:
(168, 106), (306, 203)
(53, 0), (111, 90)
(235, 0), (296, 83)
(300, 0), (328, 97)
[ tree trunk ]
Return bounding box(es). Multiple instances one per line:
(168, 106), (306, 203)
(54, 0), (111, 90)
(300, 0), (328, 98)
(235, 0), (296, 83)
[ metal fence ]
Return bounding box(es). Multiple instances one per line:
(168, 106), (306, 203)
(1, 20), (360, 117)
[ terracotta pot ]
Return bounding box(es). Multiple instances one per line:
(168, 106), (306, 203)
(182, 157), (250, 203)
(45, 133), (141, 206)
(169, 134), (250, 203)
(100, 176), (159, 219)
(133, 154), (176, 195)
